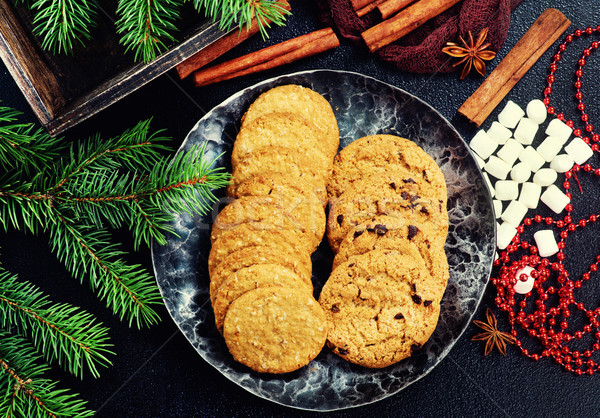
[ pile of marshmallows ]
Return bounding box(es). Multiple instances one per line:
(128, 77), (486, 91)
(469, 99), (594, 293)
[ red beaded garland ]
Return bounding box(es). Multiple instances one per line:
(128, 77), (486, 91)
(491, 26), (600, 377)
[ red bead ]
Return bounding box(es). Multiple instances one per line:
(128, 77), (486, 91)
(593, 134), (600, 142)
(575, 29), (582, 36)
(534, 215), (542, 223)
(578, 102), (586, 111)
(595, 169), (600, 176)
(575, 80), (583, 89)
(590, 215), (597, 222)
(565, 171), (573, 179)
(579, 58), (587, 66)
(576, 91), (583, 100)
(584, 48), (592, 56)
(568, 223), (576, 232)
(592, 264), (598, 272)
(587, 124), (594, 132)
(592, 144), (599, 152)
(593, 41), (599, 49)
(543, 97), (551, 105)
(563, 181), (570, 189)
(557, 241), (565, 250)
(579, 219), (587, 227)
(560, 230), (568, 239)
(547, 106), (555, 115)
(582, 114), (589, 122)
(545, 217), (553, 225)
(566, 120), (574, 128)
(573, 164), (580, 172)
(544, 86), (553, 95)
(586, 27), (594, 34)
(556, 220), (564, 228)
(576, 69), (583, 77)
(583, 137), (590, 144)
(566, 35), (573, 42)
(565, 203), (573, 212)
(557, 113), (565, 121)
(574, 129), (583, 137)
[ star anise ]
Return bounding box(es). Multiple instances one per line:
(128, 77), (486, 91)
(472, 307), (515, 356)
(442, 27), (497, 79)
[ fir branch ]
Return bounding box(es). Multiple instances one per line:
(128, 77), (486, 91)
(0, 107), (64, 176)
(30, 0), (98, 54)
(0, 269), (113, 379)
(47, 214), (163, 328)
(0, 331), (94, 417)
(194, 0), (290, 39)
(116, 0), (184, 63)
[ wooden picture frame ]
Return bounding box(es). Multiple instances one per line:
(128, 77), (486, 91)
(0, 0), (226, 136)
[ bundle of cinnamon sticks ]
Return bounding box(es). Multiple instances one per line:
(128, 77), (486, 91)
(359, 0), (463, 51)
(176, 1), (340, 87)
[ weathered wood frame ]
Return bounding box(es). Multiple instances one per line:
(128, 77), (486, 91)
(0, 0), (226, 136)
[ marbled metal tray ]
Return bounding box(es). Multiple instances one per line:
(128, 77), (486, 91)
(151, 70), (495, 411)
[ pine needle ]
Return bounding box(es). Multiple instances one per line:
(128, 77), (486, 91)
(0, 331), (94, 417)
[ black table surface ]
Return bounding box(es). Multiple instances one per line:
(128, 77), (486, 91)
(2, 1), (600, 416)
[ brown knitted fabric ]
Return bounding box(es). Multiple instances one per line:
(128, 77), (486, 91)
(317, 0), (523, 74)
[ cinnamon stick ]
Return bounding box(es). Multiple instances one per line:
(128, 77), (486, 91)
(378, 0), (418, 19)
(357, 0), (387, 17)
(351, 0), (376, 11)
(458, 9), (571, 126)
(176, 0), (291, 79)
(361, 0), (462, 52)
(193, 28), (339, 87)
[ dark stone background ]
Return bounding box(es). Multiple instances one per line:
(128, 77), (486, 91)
(1, 1), (600, 416)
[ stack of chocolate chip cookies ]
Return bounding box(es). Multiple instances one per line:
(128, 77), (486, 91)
(208, 84), (339, 374)
(319, 134), (449, 368)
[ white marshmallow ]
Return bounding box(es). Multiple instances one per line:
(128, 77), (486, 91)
(518, 182), (541, 209)
(550, 154), (574, 173)
(514, 118), (539, 145)
(536, 136), (563, 162)
(545, 118), (572, 144)
(510, 162), (531, 183)
(473, 152), (486, 169)
(485, 156), (512, 180)
(497, 222), (517, 250)
(533, 168), (558, 187)
(493, 199), (503, 218)
(497, 139), (524, 166)
(518, 146), (546, 172)
(540, 185), (570, 213)
(495, 180), (519, 201)
(501, 200), (529, 227)
(470, 130), (498, 160)
(564, 137), (594, 165)
(514, 266), (535, 294)
(533, 230), (560, 258)
(498, 100), (525, 129)
(526, 99), (547, 125)
(487, 121), (512, 145)
(482, 173), (495, 197)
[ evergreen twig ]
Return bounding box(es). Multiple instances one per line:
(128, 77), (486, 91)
(0, 268), (114, 379)
(0, 331), (94, 417)
(30, 0), (98, 54)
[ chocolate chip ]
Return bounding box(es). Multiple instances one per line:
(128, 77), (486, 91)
(268, 188), (273, 195)
(411, 194), (420, 202)
(403, 178), (416, 184)
(411, 283), (417, 292)
(374, 224), (387, 235)
(337, 214), (344, 225)
(408, 225), (418, 240)
(366, 227), (375, 233)
(401, 191), (410, 200)
(394, 313), (404, 320)
(374, 314), (379, 321)
(411, 343), (422, 353)
(420, 206), (429, 214)
(338, 348), (349, 355)
(331, 304), (340, 313)
(412, 294), (422, 304)
(348, 263), (354, 267)
(390, 182), (396, 189)
(353, 230), (364, 239)
(424, 300), (433, 307)
(422, 169), (429, 181)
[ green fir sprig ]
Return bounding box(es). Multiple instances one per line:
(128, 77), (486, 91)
(18, 0), (290, 63)
(0, 331), (94, 417)
(0, 106), (231, 412)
